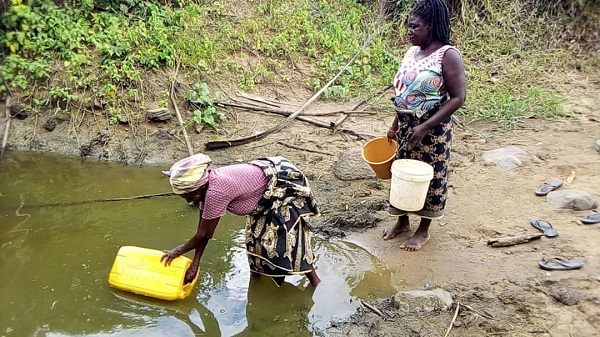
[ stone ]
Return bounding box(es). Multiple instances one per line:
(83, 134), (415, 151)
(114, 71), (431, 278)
(395, 288), (454, 313)
(43, 116), (67, 132)
(332, 149), (376, 180)
(147, 108), (171, 122)
(546, 189), (598, 211)
(595, 139), (600, 152)
(153, 130), (173, 141)
(482, 146), (541, 171)
(10, 104), (30, 120)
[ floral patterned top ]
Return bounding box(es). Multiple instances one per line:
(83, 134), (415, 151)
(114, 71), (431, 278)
(393, 45), (458, 118)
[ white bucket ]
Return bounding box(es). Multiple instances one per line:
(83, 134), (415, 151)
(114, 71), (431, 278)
(389, 159), (434, 211)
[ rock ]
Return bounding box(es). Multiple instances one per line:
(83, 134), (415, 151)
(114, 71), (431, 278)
(146, 108), (171, 122)
(546, 189), (598, 211)
(595, 139), (600, 152)
(550, 288), (586, 306)
(153, 130), (173, 141)
(395, 288), (454, 313)
(43, 116), (67, 132)
(333, 149), (376, 180)
(43, 118), (58, 131)
(10, 104), (31, 120)
(482, 146), (541, 170)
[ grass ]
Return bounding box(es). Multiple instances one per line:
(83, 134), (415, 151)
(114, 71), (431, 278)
(0, 0), (598, 129)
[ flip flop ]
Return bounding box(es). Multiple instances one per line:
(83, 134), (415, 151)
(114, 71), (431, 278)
(535, 180), (563, 196)
(530, 218), (558, 237)
(580, 213), (600, 225)
(538, 258), (583, 271)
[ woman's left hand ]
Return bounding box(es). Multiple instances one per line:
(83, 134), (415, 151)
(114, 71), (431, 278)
(161, 247), (183, 266)
(408, 125), (429, 147)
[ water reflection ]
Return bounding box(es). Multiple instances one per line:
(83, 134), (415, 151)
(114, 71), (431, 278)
(0, 153), (395, 337)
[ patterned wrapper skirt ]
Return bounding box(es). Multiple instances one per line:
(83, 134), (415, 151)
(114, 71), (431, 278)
(245, 157), (320, 277)
(393, 109), (453, 219)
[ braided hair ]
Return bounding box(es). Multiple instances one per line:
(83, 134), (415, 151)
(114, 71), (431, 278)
(410, 0), (452, 45)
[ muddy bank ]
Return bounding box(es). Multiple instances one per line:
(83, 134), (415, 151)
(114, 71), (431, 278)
(333, 278), (600, 337)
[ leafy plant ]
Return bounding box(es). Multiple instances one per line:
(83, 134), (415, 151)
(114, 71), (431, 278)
(186, 82), (226, 130)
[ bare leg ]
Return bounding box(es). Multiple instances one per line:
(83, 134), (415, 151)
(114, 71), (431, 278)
(400, 218), (431, 251)
(306, 268), (321, 287)
(382, 214), (411, 240)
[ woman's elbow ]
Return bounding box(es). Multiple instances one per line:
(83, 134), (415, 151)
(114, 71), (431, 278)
(454, 92), (466, 108)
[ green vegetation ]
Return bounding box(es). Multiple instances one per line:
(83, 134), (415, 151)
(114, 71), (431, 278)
(0, 0), (598, 129)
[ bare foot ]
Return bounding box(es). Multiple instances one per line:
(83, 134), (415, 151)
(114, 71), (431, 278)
(400, 233), (430, 251)
(307, 269), (321, 287)
(382, 216), (411, 240)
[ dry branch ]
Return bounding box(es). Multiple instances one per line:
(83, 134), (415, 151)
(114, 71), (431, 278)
(21, 192), (176, 208)
(487, 233), (543, 247)
(204, 44), (368, 150)
(360, 300), (385, 317)
(237, 92), (281, 107)
(332, 84), (392, 130)
(443, 302), (461, 337)
(209, 101), (374, 140)
(276, 141), (333, 156)
(170, 62), (194, 156)
(0, 96), (11, 160)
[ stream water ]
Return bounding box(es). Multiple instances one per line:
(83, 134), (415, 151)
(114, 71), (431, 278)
(0, 153), (396, 337)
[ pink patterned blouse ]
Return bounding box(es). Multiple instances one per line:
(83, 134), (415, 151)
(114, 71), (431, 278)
(199, 163), (268, 219)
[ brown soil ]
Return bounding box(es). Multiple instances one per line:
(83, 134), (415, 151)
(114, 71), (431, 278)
(1, 78), (599, 336)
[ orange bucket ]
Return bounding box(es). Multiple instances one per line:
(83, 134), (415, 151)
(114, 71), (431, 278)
(361, 137), (397, 180)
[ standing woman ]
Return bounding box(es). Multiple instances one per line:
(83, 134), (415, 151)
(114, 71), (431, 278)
(383, 0), (466, 251)
(160, 154), (321, 287)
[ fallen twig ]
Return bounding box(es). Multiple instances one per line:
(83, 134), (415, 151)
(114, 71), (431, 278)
(205, 42), (369, 150)
(487, 233), (543, 247)
(331, 85), (392, 130)
(0, 96), (11, 160)
(16, 192), (176, 209)
(461, 303), (497, 320)
(0, 70), (12, 97)
(443, 302), (461, 337)
(360, 300), (384, 317)
(170, 62), (194, 156)
(30, 114), (38, 150)
(237, 92), (281, 108)
(276, 141), (333, 156)
(212, 101), (374, 120)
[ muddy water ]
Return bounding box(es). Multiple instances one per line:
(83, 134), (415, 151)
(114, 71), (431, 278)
(0, 153), (395, 337)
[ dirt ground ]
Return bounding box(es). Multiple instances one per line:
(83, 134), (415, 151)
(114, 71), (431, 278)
(1, 77), (599, 336)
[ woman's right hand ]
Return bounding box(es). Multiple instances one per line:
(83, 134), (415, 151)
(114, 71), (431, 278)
(160, 247), (182, 266)
(387, 128), (397, 144)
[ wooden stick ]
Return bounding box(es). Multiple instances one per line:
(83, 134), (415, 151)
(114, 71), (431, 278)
(360, 300), (384, 317)
(212, 101), (373, 119)
(487, 233), (543, 247)
(0, 96), (11, 160)
(443, 302), (461, 337)
(0, 70), (12, 97)
(205, 44), (369, 150)
(461, 303), (497, 320)
(333, 85), (392, 130)
(237, 92), (281, 108)
(276, 141), (334, 156)
(170, 62), (194, 156)
(212, 101), (372, 139)
(18, 192), (176, 208)
(302, 110), (376, 116)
